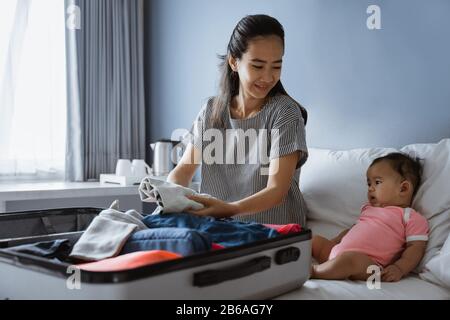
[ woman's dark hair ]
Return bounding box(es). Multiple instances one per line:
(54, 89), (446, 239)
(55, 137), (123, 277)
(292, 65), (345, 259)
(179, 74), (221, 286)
(370, 152), (423, 197)
(210, 14), (307, 128)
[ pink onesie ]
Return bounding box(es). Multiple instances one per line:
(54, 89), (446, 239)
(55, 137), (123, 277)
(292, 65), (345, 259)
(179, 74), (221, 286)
(329, 204), (428, 267)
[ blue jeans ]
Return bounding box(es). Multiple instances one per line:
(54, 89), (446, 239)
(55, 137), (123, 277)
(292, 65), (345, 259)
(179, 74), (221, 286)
(121, 227), (212, 256)
(142, 213), (279, 247)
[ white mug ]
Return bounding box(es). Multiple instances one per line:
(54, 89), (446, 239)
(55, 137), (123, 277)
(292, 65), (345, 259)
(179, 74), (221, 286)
(131, 159), (152, 178)
(115, 159), (132, 176)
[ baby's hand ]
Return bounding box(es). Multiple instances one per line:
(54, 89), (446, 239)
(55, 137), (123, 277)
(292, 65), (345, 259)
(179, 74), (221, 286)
(381, 264), (403, 282)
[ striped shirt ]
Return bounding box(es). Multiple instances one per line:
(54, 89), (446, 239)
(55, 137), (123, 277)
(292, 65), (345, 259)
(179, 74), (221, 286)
(187, 94), (308, 225)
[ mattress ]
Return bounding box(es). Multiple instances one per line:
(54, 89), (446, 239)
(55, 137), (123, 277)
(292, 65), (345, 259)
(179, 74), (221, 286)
(275, 275), (450, 300)
(274, 220), (450, 300)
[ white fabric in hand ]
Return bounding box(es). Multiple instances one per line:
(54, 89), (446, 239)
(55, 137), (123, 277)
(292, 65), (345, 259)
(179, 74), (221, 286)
(139, 177), (208, 213)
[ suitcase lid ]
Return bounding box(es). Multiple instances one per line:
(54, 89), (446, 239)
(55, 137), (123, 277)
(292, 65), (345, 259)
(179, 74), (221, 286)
(0, 207), (101, 240)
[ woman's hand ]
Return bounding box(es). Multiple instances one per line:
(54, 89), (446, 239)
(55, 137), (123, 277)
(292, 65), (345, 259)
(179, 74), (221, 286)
(185, 195), (240, 218)
(381, 264), (403, 282)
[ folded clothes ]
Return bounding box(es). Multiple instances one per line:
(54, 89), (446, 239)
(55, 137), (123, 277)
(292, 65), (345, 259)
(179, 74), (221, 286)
(98, 207), (147, 230)
(77, 250), (182, 272)
(142, 213), (279, 247)
(6, 239), (72, 262)
(139, 177), (212, 214)
(70, 202), (148, 261)
(69, 200), (282, 261)
(121, 227), (212, 256)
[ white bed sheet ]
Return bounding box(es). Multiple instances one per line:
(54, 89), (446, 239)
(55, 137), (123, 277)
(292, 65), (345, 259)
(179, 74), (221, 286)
(275, 220), (450, 300)
(276, 275), (450, 300)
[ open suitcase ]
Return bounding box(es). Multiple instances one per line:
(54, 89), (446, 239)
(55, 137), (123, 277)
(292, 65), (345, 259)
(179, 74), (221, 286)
(0, 207), (311, 300)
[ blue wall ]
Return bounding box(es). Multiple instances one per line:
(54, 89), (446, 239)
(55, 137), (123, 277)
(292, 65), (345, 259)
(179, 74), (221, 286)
(145, 0), (450, 151)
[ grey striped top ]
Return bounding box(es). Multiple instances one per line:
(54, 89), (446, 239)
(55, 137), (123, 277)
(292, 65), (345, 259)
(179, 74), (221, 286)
(188, 94), (308, 225)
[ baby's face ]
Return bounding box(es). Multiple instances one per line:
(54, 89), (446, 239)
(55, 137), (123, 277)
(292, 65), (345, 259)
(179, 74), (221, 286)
(366, 161), (406, 207)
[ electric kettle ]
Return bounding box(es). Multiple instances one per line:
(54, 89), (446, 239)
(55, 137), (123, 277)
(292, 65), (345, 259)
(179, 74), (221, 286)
(150, 139), (184, 176)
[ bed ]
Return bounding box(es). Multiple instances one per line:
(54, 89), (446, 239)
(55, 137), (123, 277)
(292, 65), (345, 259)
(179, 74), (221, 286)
(277, 275), (449, 300)
(276, 220), (450, 300)
(276, 139), (450, 300)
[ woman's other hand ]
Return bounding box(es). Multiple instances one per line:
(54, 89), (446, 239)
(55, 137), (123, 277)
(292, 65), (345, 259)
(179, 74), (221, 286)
(185, 195), (240, 218)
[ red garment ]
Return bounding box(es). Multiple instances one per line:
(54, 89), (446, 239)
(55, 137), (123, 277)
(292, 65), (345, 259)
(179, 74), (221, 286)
(211, 243), (225, 250)
(263, 223), (301, 234)
(77, 250), (181, 272)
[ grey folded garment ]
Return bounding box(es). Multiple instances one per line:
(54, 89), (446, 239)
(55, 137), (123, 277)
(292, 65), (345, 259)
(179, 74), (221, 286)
(139, 177), (214, 214)
(70, 201), (147, 261)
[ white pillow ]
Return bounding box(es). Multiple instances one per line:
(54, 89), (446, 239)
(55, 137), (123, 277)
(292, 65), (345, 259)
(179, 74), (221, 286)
(301, 139), (450, 272)
(403, 139), (450, 218)
(420, 230), (450, 288)
(301, 146), (396, 228)
(401, 139), (450, 270)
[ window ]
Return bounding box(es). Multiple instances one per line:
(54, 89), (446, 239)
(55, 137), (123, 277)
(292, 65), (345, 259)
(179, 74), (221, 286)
(0, 0), (67, 181)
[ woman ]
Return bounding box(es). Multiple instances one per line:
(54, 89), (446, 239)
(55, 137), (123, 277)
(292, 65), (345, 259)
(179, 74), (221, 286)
(167, 14), (308, 225)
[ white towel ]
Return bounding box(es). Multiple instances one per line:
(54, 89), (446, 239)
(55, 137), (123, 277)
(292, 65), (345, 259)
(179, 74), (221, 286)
(139, 177), (212, 214)
(70, 202), (147, 261)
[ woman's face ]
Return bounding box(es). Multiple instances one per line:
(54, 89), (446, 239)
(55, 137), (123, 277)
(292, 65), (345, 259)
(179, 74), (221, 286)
(229, 35), (284, 100)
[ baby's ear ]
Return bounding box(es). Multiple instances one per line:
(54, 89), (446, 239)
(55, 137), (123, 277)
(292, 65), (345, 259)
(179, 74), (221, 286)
(400, 180), (412, 194)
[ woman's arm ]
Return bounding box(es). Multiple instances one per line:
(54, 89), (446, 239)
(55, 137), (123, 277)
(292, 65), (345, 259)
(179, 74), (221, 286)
(187, 151), (301, 217)
(166, 143), (201, 187)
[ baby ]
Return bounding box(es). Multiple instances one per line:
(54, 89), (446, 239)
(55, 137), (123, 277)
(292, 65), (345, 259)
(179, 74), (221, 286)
(311, 152), (428, 282)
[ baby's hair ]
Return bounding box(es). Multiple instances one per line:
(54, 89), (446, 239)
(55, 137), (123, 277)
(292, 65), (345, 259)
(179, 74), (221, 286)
(370, 152), (423, 197)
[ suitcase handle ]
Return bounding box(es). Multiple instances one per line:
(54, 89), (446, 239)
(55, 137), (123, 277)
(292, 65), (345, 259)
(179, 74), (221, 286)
(193, 256), (271, 287)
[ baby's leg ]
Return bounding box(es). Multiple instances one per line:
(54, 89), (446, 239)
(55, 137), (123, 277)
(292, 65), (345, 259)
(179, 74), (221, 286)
(311, 235), (336, 264)
(311, 251), (376, 281)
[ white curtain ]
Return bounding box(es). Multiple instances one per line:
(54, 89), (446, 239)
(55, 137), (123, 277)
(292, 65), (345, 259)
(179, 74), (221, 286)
(65, 0), (146, 181)
(0, 0), (66, 180)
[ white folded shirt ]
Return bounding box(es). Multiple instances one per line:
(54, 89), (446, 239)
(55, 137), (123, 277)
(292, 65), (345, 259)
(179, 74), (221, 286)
(139, 177), (213, 214)
(70, 202), (147, 261)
